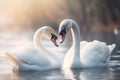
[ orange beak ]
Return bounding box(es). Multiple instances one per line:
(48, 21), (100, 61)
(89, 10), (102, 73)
(51, 38), (58, 47)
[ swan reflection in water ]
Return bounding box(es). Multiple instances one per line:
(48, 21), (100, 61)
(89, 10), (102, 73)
(62, 68), (115, 80)
(62, 69), (76, 80)
(18, 68), (116, 80)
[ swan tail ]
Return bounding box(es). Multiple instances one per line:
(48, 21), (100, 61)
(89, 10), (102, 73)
(108, 44), (116, 54)
(0, 52), (19, 72)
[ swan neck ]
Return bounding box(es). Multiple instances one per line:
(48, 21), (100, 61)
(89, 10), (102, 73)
(71, 22), (80, 51)
(33, 31), (46, 52)
(33, 29), (60, 64)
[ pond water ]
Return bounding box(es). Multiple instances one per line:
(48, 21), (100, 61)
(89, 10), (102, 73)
(19, 67), (120, 80)
(1, 66), (120, 80)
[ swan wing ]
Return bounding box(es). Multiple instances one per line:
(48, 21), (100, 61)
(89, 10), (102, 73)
(16, 49), (50, 66)
(80, 41), (110, 67)
(80, 41), (88, 49)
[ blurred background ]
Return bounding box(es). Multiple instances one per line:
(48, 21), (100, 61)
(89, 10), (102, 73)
(0, 0), (120, 51)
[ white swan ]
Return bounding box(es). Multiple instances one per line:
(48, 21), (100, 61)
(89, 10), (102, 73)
(59, 19), (116, 69)
(1, 26), (61, 71)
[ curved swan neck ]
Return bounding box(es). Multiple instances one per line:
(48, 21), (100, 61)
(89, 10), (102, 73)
(70, 21), (80, 51)
(33, 30), (45, 52)
(33, 27), (61, 64)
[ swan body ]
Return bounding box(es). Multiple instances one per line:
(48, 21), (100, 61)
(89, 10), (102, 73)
(2, 26), (61, 71)
(80, 40), (115, 67)
(59, 19), (116, 69)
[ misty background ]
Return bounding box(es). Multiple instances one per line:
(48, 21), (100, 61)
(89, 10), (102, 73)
(0, 0), (120, 51)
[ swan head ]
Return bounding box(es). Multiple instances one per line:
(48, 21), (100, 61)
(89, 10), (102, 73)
(45, 27), (58, 47)
(59, 19), (73, 43)
(34, 26), (58, 47)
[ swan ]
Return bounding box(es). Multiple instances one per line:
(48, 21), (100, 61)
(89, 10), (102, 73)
(1, 26), (61, 71)
(58, 19), (116, 69)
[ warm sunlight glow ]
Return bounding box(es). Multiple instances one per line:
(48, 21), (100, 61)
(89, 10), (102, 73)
(0, 0), (68, 33)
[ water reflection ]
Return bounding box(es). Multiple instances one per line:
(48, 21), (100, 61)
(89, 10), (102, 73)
(62, 68), (109, 80)
(0, 67), (118, 80)
(19, 70), (64, 80)
(79, 68), (111, 80)
(61, 68), (120, 80)
(62, 69), (76, 80)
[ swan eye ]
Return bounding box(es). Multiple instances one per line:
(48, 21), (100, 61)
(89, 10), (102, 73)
(51, 33), (58, 40)
(59, 28), (66, 35)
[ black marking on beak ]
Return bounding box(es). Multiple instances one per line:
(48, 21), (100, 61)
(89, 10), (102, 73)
(51, 33), (58, 47)
(51, 33), (58, 40)
(59, 28), (66, 43)
(59, 28), (66, 35)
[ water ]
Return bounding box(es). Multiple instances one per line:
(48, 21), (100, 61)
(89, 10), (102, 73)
(0, 38), (120, 80)
(1, 67), (120, 80)
(18, 68), (117, 80)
